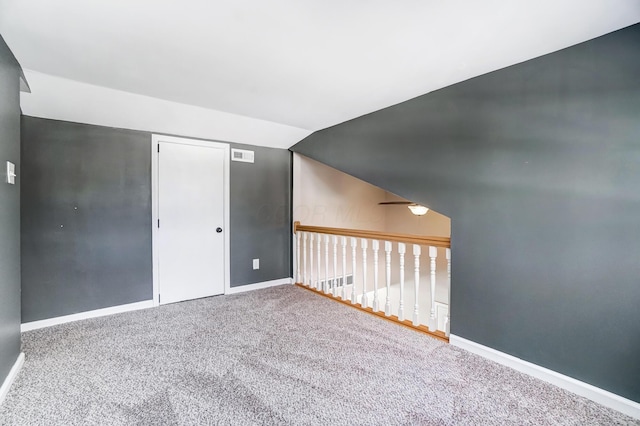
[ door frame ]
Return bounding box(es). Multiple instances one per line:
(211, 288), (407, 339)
(151, 134), (231, 306)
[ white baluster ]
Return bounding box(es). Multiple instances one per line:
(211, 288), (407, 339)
(316, 233), (322, 291)
(302, 232), (308, 286)
(341, 236), (347, 300)
(350, 237), (358, 304)
(361, 238), (368, 308)
(324, 234), (330, 293)
(332, 235), (338, 297)
(445, 248), (451, 337)
(372, 240), (380, 312)
(428, 246), (438, 331)
(309, 233), (314, 288)
(296, 231), (301, 284)
(384, 241), (392, 316)
(398, 243), (406, 321)
(412, 244), (421, 326)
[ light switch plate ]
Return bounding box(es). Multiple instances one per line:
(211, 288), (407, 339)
(252, 258), (259, 270)
(6, 161), (16, 185)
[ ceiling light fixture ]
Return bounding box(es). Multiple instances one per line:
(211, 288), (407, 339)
(407, 204), (429, 216)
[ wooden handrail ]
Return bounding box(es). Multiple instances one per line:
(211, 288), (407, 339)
(294, 222), (450, 248)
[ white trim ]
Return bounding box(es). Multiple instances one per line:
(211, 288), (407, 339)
(21, 301), (154, 332)
(18, 276), (288, 332)
(151, 134), (231, 305)
(450, 334), (640, 420)
(0, 353), (24, 406)
(225, 278), (293, 295)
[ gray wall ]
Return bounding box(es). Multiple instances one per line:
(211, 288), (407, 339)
(0, 35), (22, 386)
(229, 144), (292, 287)
(21, 117), (292, 322)
(291, 24), (640, 402)
(21, 118), (152, 322)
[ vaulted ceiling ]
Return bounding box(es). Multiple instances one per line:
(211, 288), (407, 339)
(1, 0), (639, 135)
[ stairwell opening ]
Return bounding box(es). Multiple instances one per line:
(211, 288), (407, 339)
(293, 153), (452, 336)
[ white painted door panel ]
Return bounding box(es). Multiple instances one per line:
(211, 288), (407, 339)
(158, 142), (225, 304)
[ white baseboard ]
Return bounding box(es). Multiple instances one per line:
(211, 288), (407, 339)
(226, 277), (293, 295)
(21, 300), (155, 332)
(0, 352), (24, 406)
(21, 280), (293, 332)
(449, 334), (640, 420)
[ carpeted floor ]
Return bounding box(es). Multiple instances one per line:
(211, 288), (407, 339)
(0, 285), (637, 425)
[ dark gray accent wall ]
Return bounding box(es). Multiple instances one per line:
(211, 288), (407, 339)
(21, 118), (153, 322)
(0, 35), (22, 386)
(229, 144), (292, 287)
(291, 24), (640, 402)
(21, 117), (292, 321)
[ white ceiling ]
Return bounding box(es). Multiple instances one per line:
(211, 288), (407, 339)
(1, 0), (639, 133)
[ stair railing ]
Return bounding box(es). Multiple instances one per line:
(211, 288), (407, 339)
(294, 222), (451, 339)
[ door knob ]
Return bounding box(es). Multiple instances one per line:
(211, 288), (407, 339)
(216, 227), (223, 233)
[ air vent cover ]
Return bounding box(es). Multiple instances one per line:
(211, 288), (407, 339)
(231, 148), (255, 163)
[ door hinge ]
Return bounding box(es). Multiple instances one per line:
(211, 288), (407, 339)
(157, 219), (160, 228)
(158, 294), (161, 304)
(157, 144), (160, 153)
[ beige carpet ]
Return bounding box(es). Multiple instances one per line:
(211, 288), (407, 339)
(0, 285), (636, 425)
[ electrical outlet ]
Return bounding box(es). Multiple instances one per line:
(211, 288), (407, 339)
(252, 258), (259, 270)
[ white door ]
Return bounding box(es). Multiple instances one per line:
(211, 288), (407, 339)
(157, 140), (226, 304)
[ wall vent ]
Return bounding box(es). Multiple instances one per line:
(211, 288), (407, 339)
(231, 148), (255, 163)
(316, 274), (354, 289)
